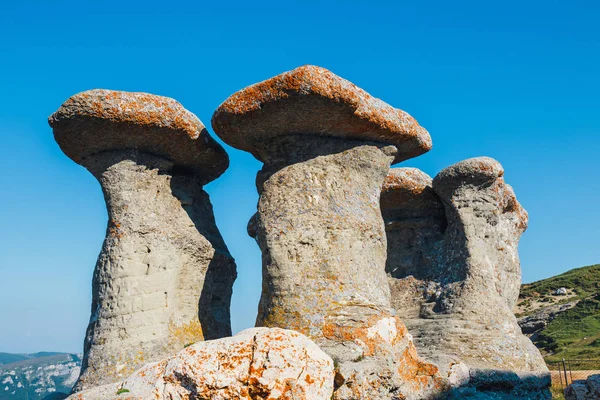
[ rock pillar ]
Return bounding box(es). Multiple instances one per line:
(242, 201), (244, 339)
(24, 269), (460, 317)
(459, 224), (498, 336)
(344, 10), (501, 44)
(382, 158), (550, 399)
(213, 65), (444, 399)
(49, 90), (236, 391)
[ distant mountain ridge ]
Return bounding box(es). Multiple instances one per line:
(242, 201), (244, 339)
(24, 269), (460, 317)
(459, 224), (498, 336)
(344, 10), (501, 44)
(0, 353), (65, 366)
(0, 352), (81, 400)
(516, 264), (600, 362)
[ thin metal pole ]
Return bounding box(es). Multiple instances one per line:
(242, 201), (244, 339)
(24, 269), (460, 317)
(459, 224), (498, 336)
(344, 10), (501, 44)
(558, 362), (564, 389)
(563, 358), (569, 386)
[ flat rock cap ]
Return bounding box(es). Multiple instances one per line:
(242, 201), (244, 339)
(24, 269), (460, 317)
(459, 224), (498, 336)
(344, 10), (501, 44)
(49, 89), (229, 181)
(382, 168), (433, 196)
(381, 168), (443, 212)
(211, 65), (431, 164)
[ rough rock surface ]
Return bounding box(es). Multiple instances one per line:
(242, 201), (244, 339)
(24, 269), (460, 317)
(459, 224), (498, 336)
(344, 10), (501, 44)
(382, 159), (550, 399)
(49, 89), (228, 181)
(518, 301), (578, 335)
(49, 92), (236, 391)
(211, 65), (432, 164)
(252, 136), (396, 336)
(565, 374), (600, 400)
(213, 65), (443, 399)
(65, 328), (335, 400)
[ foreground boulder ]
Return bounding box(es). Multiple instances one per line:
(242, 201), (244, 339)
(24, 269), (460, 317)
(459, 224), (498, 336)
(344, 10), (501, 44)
(213, 65), (444, 399)
(49, 90), (237, 391)
(65, 328), (335, 400)
(382, 159), (551, 399)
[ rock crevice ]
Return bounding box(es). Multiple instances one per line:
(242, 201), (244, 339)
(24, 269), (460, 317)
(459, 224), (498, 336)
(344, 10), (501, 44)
(382, 159), (550, 398)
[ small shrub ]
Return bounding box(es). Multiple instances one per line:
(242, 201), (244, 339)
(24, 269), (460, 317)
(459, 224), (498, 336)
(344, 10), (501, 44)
(116, 388), (130, 395)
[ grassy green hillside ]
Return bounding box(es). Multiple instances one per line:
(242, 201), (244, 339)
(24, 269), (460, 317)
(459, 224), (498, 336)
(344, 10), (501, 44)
(518, 264), (600, 362)
(521, 264), (600, 300)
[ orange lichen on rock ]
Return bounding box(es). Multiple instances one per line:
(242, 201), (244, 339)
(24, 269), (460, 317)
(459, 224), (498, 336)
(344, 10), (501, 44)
(48, 89), (229, 180)
(322, 312), (445, 399)
(66, 328), (335, 400)
(166, 319), (205, 351)
(211, 65), (432, 164)
(322, 314), (406, 357)
(50, 90), (203, 139)
(381, 167), (432, 195)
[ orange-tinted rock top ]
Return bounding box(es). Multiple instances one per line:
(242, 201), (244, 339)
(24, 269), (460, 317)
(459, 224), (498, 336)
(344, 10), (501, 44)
(49, 89), (228, 181)
(380, 168), (444, 216)
(212, 65), (432, 164)
(382, 168), (433, 196)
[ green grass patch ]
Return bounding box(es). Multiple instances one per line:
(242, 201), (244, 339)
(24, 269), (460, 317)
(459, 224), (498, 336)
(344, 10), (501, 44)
(521, 264), (600, 300)
(535, 293), (600, 362)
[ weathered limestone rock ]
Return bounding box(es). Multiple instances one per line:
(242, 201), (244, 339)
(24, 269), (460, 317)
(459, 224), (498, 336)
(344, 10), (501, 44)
(382, 159), (551, 399)
(65, 328), (335, 400)
(49, 90), (236, 391)
(213, 65), (444, 399)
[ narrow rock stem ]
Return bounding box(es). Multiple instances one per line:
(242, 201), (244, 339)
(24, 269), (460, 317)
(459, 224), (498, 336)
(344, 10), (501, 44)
(253, 135), (396, 337)
(74, 150), (235, 391)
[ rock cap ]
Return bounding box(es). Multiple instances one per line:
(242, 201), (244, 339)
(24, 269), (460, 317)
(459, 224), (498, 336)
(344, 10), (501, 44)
(432, 156), (528, 229)
(433, 157), (504, 194)
(381, 168), (442, 210)
(49, 89), (228, 182)
(382, 168), (434, 197)
(211, 65), (431, 164)
(380, 168), (445, 229)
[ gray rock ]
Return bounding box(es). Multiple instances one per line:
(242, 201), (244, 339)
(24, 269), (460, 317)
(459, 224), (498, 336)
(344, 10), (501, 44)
(212, 66), (444, 399)
(48, 89), (227, 182)
(49, 91), (236, 391)
(211, 64), (432, 165)
(555, 287), (568, 295)
(65, 328), (335, 400)
(382, 159), (550, 399)
(565, 374), (600, 400)
(518, 301), (578, 335)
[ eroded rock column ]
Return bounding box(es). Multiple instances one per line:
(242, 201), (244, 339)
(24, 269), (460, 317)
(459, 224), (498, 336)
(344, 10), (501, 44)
(49, 90), (236, 391)
(382, 158), (550, 399)
(213, 65), (444, 399)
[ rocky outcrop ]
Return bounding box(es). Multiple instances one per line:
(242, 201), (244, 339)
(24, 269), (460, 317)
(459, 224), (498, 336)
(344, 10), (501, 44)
(49, 90), (237, 391)
(382, 159), (551, 399)
(565, 374), (600, 400)
(213, 65), (444, 399)
(65, 328), (335, 400)
(518, 301), (578, 335)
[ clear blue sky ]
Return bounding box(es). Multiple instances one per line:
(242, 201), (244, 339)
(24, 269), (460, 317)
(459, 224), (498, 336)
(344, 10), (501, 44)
(0, 0), (598, 354)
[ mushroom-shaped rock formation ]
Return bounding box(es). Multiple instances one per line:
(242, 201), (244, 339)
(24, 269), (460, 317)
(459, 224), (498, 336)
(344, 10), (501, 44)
(65, 328), (335, 400)
(213, 66), (443, 399)
(211, 65), (432, 165)
(49, 90), (237, 392)
(381, 159), (550, 399)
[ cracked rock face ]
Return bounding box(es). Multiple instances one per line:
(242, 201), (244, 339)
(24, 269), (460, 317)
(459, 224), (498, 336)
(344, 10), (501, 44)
(49, 91), (236, 392)
(382, 158), (550, 399)
(65, 328), (335, 400)
(213, 66), (443, 399)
